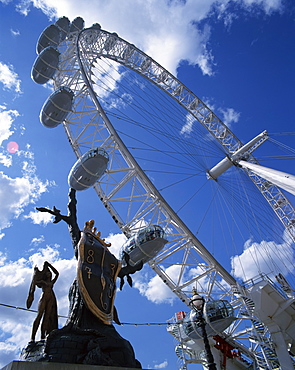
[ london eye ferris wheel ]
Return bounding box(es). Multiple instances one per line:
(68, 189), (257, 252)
(31, 16), (295, 370)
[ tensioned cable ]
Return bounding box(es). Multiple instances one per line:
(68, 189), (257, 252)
(108, 109), (220, 160)
(89, 59), (232, 234)
(0, 302), (179, 326)
(92, 60), (227, 177)
(92, 58), (224, 161)
(118, 67), (294, 224)
(103, 95), (220, 165)
(0, 303), (68, 319)
(204, 169), (295, 276)
(99, 104), (215, 177)
(269, 132), (295, 136)
(255, 155), (295, 161)
(219, 171), (292, 245)
(195, 185), (219, 235)
(88, 47), (295, 285)
(111, 72), (295, 278)
(176, 179), (208, 214)
(268, 137), (295, 154)
(128, 146), (218, 160)
(114, 128), (206, 178)
(217, 171), (295, 279)
(234, 170), (275, 276)
(159, 173), (203, 192)
(113, 122), (215, 166)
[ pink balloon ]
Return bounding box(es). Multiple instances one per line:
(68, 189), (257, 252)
(7, 141), (19, 153)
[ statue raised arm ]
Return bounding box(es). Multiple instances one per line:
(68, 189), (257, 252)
(37, 188), (80, 257)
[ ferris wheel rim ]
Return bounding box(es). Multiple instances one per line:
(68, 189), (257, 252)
(50, 24), (295, 291)
(45, 23), (295, 289)
(74, 25), (295, 243)
(74, 27), (239, 285)
(38, 19), (295, 367)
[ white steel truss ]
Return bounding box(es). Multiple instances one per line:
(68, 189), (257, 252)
(39, 23), (295, 369)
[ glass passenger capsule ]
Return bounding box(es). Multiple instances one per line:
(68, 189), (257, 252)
(69, 17), (85, 33)
(55, 16), (70, 41)
(40, 87), (74, 128)
(183, 300), (235, 339)
(68, 148), (109, 191)
(120, 225), (168, 266)
(36, 24), (60, 54)
(31, 46), (60, 84)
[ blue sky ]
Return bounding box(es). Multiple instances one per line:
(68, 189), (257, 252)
(0, 0), (294, 369)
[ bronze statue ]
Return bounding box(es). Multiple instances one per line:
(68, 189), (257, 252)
(23, 188), (143, 367)
(26, 261), (59, 342)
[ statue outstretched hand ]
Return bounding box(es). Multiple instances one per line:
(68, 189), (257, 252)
(36, 206), (63, 224)
(118, 252), (143, 290)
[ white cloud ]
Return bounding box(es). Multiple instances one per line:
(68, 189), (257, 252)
(133, 265), (182, 304)
(241, 0), (283, 14)
(219, 107), (240, 128)
(0, 112), (17, 165)
(0, 129), (53, 232)
(0, 150), (50, 231)
(109, 93), (133, 110)
(154, 360), (168, 369)
(30, 235), (45, 246)
(0, 152), (12, 167)
(213, 0), (283, 27)
(181, 106), (240, 137)
(12, 0), (283, 76)
(15, 0), (55, 17)
(0, 62), (21, 93)
(180, 115), (196, 137)
(105, 232), (127, 259)
(10, 29), (20, 37)
(92, 60), (124, 100)
(0, 105), (19, 146)
(231, 232), (295, 281)
(24, 211), (54, 225)
(0, 330), (27, 369)
(0, 170), (49, 230)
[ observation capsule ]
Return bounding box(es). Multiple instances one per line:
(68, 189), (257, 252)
(40, 87), (74, 128)
(182, 300), (235, 339)
(55, 16), (70, 41)
(68, 148), (109, 191)
(36, 24), (60, 54)
(31, 46), (60, 84)
(69, 17), (85, 33)
(91, 23), (101, 30)
(120, 225), (168, 266)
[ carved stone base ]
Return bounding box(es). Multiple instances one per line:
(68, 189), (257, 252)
(20, 325), (141, 368)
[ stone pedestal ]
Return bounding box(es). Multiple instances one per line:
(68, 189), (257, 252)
(1, 361), (147, 370)
(19, 325), (141, 368)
